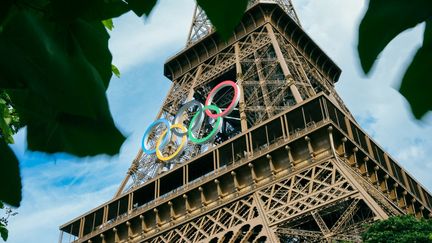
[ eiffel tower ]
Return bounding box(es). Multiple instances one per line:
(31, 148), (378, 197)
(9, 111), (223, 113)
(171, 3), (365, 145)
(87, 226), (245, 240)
(59, 1), (432, 242)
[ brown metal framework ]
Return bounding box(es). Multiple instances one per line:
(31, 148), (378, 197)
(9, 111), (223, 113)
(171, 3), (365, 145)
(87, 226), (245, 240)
(59, 2), (432, 243)
(116, 3), (349, 194)
(187, 0), (301, 46)
(59, 94), (432, 243)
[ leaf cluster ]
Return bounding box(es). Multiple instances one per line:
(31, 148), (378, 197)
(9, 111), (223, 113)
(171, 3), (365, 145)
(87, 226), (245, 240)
(362, 215), (432, 243)
(0, 0), (249, 209)
(0, 201), (17, 242)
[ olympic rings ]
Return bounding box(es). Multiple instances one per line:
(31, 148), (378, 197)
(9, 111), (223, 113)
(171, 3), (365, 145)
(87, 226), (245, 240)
(172, 100), (204, 136)
(142, 118), (171, 154)
(156, 124), (188, 161)
(205, 80), (240, 119)
(188, 105), (222, 144)
(141, 80), (241, 162)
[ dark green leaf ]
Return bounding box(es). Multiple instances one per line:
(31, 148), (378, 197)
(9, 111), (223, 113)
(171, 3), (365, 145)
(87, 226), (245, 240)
(102, 19), (114, 31)
(9, 89), (125, 156)
(48, 0), (129, 22)
(0, 0), (13, 28)
(0, 139), (21, 207)
(399, 20), (432, 119)
(0, 225), (7, 241)
(126, 0), (157, 17)
(111, 64), (120, 78)
(197, 0), (249, 40)
(0, 201), (4, 209)
(0, 10), (125, 156)
(358, 0), (432, 73)
(0, 107), (14, 144)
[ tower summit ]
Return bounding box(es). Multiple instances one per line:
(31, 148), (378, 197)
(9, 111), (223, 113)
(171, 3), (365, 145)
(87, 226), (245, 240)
(60, 1), (432, 242)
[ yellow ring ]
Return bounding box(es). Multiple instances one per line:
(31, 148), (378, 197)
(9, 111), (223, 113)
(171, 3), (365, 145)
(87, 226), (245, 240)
(156, 124), (188, 162)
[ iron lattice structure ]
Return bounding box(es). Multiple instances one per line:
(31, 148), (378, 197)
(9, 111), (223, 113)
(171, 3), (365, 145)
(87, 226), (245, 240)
(187, 0), (301, 46)
(59, 1), (432, 243)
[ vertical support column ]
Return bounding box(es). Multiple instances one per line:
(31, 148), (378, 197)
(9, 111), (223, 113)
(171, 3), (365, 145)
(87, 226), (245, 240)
(103, 205), (108, 224)
(249, 163), (258, 183)
(199, 187), (207, 207)
(234, 43), (249, 132)
(183, 194), (192, 213)
(214, 179), (223, 199)
(283, 114), (290, 139)
(352, 147), (359, 168)
(365, 137), (374, 158)
(154, 208), (162, 227)
(128, 193), (133, 212)
(280, 116), (287, 139)
(384, 154), (394, 175)
(265, 24), (303, 103)
(78, 218), (85, 238)
(155, 179), (159, 199)
(305, 136), (315, 161)
(100, 233), (106, 243)
(126, 221), (132, 239)
(267, 154), (276, 175)
(214, 149), (219, 171)
(168, 201), (176, 221)
(345, 116), (354, 138)
(113, 227), (119, 242)
(139, 215), (147, 235)
(341, 137), (348, 158)
(285, 145), (294, 169)
(382, 175), (390, 194)
(231, 171), (240, 192)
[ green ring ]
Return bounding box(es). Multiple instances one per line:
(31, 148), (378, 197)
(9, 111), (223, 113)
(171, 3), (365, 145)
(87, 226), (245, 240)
(188, 105), (223, 144)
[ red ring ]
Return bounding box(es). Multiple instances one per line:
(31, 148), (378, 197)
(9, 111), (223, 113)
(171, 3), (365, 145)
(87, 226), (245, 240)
(204, 80), (240, 119)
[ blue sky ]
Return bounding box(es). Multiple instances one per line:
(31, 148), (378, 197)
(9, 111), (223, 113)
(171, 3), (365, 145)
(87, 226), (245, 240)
(6, 0), (432, 242)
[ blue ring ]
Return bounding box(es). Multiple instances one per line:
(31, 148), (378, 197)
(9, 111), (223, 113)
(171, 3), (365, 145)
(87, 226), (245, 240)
(141, 118), (172, 154)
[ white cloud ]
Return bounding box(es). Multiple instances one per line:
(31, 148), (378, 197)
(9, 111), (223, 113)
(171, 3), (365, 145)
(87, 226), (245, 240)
(109, 0), (195, 72)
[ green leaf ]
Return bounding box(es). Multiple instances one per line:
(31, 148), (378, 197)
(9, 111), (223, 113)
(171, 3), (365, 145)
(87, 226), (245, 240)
(126, 0), (157, 17)
(362, 215), (432, 242)
(197, 0), (249, 40)
(0, 102), (14, 144)
(0, 225), (7, 241)
(111, 64), (121, 78)
(48, 0), (129, 22)
(0, 139), (21, 207)
(8, 90), (125, 157)
(0, 9), (125, 156)
(399, 20), (432, 119)
(0, 201), (4, 209)
(102, 19), (114, 31)
(0, 0), (14, 27)
(358, 0), (432, 73)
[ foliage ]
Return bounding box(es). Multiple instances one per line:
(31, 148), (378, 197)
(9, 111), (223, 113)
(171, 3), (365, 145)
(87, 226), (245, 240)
(0, 91), (21, 144)
(0, 0), (248, 207)
(197, 0), (249, 39)
(0, 201), (18, 242)
(358, 0), (432, 119)
(362, 215), (432, 243)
